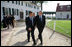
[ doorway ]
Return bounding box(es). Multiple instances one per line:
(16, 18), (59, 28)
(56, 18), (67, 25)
(20, 12), (23, 19)
(67, 14), (69, 19)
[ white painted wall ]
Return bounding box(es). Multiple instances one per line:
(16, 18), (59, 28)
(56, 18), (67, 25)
(56, 12), (71, 19)
(1, 1), (41, 21)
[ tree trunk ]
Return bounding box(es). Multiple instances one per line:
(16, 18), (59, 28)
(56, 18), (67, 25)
(41, 2), (42, 10)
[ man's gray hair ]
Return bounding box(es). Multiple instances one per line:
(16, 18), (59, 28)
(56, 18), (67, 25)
(39, 11), (42, 12)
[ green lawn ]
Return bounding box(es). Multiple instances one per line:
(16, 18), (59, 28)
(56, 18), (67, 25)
(46, 20), (71, 37)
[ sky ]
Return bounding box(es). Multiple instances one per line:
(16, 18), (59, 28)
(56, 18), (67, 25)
(42, 1), (71, 12)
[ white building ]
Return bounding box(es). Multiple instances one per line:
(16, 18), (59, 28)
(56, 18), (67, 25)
(1, 1), (41, 21)
(56, 3), (71, 20)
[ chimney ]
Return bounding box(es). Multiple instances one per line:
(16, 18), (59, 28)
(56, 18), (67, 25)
(57, 3), (59, 6)
(56, 3), (59, 12)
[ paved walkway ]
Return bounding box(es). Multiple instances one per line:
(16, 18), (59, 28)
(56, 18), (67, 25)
(1, 25), (14, 46)
(1, 21), (71, 46)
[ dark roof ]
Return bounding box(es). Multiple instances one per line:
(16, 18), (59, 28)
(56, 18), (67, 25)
(43, 12), (56, 14)
(56, 4), (71, 12)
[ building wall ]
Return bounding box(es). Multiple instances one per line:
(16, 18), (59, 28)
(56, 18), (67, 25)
(56, 11), (71, 19)
(1, 1), (41, 21)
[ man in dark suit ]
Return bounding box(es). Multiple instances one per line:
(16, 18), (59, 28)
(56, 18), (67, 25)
(6, 15), (11, 29)
(10, 15), (15, 28)
(35, 11), (45, 45)
(25, 11), (36, 45)
(2, 15), (7, 28)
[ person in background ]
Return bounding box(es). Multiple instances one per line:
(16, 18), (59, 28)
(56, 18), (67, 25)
(2, 15), (7, 29)
(33, 13), (37, 28)
(33, 13), (35, 16)
(10, 14), (15, 28)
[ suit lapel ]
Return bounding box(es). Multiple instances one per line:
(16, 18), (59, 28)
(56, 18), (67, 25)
(38, 15), (43, 22)
(29, 17), (34, 26)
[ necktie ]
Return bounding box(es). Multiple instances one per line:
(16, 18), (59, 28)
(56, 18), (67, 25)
(30, 17), (33, 26)
(40, 16), (42, 21)
(32, 17), (33, 25)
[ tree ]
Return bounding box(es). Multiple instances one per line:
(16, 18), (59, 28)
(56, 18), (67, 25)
(36, 1), (47, 11)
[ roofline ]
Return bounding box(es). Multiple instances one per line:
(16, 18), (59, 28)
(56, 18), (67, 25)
(56, 11), (71, 12)
(58, 5), (71, 7)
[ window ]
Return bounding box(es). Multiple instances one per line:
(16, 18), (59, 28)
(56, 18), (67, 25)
(67, 6), (70, 8)
(2, 7), (5, 15)
(9, 8), (11, 15)
(21, 1), (23, 6)
(60, 13), (62, 15)
(26, 3), (27, 6)
(19, 1), (20, 5)
(26, 10), (29, 16)
(12, 8), (14, 15)
(67, 6), (70, 10)
(12, 1), (14, 3)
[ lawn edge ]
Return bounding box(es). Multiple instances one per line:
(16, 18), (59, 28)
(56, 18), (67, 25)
(46, 26), (71, 38)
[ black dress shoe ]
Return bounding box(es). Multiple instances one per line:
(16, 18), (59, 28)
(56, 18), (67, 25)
(40, 43), (43, 45)
(32, 43), (36, 46)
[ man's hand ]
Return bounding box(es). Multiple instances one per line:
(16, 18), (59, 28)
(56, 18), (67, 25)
(28, 28), (32, 31)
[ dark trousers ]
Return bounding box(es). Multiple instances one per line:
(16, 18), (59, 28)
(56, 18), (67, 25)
(7, 24), (10, 29)
(38, 27), (44, 44)
(11, 21), (14, 28)
(27, 28), (36, 44)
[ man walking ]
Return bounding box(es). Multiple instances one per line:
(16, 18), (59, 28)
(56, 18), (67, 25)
(36, 11), (46, 45)
(25, 11), (36, 45)
(6, 15), (11, 29)
(10, 15), (15, 28)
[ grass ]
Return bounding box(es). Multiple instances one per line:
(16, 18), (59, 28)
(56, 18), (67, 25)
(46, 20), (71, 37)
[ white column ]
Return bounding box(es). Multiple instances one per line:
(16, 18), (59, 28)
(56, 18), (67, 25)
(8, 8), (9, 15)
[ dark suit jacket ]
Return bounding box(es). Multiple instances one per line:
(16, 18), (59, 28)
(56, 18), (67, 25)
(35, 15), (45, 29)
(2, 17), (7, 28)
(25, 16), (36, 31)
(6, 17), (11, 25)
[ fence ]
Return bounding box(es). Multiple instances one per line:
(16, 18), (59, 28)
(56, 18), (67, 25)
(46, 19), (71, 38)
